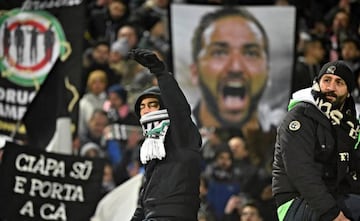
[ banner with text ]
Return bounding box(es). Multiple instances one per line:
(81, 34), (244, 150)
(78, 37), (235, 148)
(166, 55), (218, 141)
(0, 142), (105, 221)
(0, 1), (84, 142)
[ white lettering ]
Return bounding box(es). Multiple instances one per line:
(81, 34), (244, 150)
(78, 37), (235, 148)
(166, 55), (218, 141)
(0, 87), (35, 104)
(69, 161), (93, 180)
(19, 201), (34, 217)
(16, 153), (37, 172)
(40, 203), (66, 220)
(0, 103), (27, 120)
(21, 0), (83, 10)
(28, 178), (84, 202)
(14, 176), (27, 194)
(15, 153), (65, 177)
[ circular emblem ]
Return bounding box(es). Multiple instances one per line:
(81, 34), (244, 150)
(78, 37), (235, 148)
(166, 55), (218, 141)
(0, 9), (71, 87)
(327, 65), (336, 74)
(289, 120), (301, 131)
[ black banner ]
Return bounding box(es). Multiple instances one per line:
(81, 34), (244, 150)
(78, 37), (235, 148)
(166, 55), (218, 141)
(0, 1), (84, 142)
(0, 142), (105, 221)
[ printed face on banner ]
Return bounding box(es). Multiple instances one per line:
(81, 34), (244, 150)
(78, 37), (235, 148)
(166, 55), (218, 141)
(171, 4), (295, 165)
(171, 4), (295, 131)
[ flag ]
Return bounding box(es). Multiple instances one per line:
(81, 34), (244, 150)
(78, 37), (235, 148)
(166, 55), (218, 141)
(91, 173), (143, 221)
(12, 1), (86, 154)
(22, 64), (76, 154)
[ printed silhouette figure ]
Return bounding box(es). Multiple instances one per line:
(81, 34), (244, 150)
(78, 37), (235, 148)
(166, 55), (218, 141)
(14, 23), (24, 63)
(44, 23), (55, 63)
(2, 21), (11, 58)
(28, 26), (39, 63)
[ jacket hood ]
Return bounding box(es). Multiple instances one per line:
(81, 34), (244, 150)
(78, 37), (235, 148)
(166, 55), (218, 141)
(134, 86), (164, 117)
(288, 88), (315, 111)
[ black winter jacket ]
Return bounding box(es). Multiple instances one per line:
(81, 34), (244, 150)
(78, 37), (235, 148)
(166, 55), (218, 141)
(131, 71), (202, 221)
(273, 101), (344, 221)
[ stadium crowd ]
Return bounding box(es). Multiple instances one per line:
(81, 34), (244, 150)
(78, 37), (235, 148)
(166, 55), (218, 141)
(74, 0), (360, 220)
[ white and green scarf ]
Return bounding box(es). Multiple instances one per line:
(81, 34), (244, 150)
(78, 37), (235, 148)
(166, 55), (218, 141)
(139, 109), (170, 164)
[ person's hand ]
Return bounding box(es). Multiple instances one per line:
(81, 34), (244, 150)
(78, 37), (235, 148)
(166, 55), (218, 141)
(224, 195), (242, 214)
(333, 211), (350, 221)
(128, 48), (165, 75)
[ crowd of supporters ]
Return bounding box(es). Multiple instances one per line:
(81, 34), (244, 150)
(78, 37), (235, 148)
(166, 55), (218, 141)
(74, 0), (360, 220)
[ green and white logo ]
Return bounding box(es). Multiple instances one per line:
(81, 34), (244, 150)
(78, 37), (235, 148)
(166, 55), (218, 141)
(0, 9), (71, 87)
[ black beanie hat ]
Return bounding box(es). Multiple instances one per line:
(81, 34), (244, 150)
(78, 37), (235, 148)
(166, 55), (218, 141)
(134, 86), (164, 117)
(317, 60), (355, 92)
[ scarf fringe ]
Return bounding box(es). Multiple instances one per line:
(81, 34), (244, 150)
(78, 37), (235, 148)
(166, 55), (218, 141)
(140, 138), (166, 164)
(140, 109), (170, 164)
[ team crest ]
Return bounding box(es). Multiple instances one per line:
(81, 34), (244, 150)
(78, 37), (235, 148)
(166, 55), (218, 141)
(326, 65), (336, 74)
(0, 9), (71, 87)
(289, 120), (301, 131)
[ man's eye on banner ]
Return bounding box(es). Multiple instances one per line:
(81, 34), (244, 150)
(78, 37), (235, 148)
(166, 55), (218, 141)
(0, 9), (71, 89)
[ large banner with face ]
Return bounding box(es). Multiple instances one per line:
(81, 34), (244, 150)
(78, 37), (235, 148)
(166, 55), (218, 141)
(171, 4), (296, 163)
(0, 142), (104, 221)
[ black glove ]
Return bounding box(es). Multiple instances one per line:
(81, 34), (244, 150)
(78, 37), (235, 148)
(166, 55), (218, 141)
(128, 48), (165, 75)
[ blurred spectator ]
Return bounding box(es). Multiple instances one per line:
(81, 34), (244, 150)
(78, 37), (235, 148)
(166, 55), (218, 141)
(113, 130), (144, 185)
(137, 17), (170, 65)
(78, 70), (108, 139)
(87, 0), (110, 15)
(82, 40), (121, 94)
(103, 84), (139, 126)
(102, 84), (140, 166)
(340, 37), (360, 72)
(223, 196), (266, 221)
(101, 161), (116, 196)
(324, 0), (360, 31)
(203, 144), (241, 220)
(198, 174), (217, 221)
(228, 136), (262, 199)
(326, 9), (355, 61)
(128, 0), (169, 38)
(222, 194), (250, 221)
(292, 35), (326, 93)
(109, 24), (142, 85)
(87, 0), (129, 45)
(117, 24), (140, 50)
(79, 109), (109, 147)
(239, 201), (264, 221)
(72, 135), (81, 156)
(109, 37), (129, 77)
(80, 141), (105, 158)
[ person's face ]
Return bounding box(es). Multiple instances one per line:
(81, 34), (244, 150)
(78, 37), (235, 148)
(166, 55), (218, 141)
(93, 44), (109, 64)
(310, 41), (325, 62)
(103, 164), (114, 183)
(89, 113), (108, 138)
(89, 77), (107, 95)
(108, 1), (126, 20)
(319, 74), (348, 107)
(240, 206), (262, 221)
(118, 26), (138, 48)
(216, 151), (232, 170)
(341, 42), (360, 61)
(108, 92), (124, 108)
(192, 16), (268, 125)
(332, 11), (349, 32)
(139, 97), (160, 116)
(85, 148), (99, 158)
(228, 137), (248, 159)
(109, 51), (122, 63)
